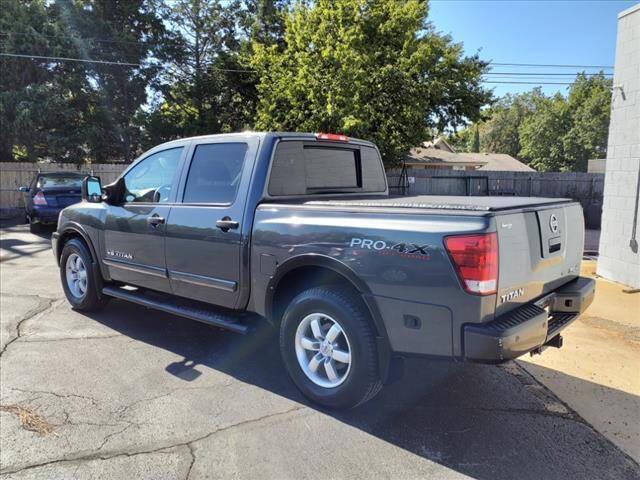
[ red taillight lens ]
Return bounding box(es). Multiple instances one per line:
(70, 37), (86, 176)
(32, 191), (48, 206)
(316, 133), (349, 142)
(444, 232), (498, 295)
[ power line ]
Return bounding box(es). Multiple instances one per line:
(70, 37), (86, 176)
(0, 53), (609, 84)
(484, 72), (613, 76)
(489, 62), (613, 69)
(483, 80), (574, 85)
(0, 52), (256, 73)
(0, 52), (141, 66)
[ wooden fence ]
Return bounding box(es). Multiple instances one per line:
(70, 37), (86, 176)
(0, 162), (126, 211)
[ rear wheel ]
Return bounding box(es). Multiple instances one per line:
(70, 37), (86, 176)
(279, 286), (382, 409)
(29, 218), (43, 234)
(60, 238), (107, 312)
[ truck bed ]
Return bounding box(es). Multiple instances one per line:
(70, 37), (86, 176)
(301, 195), (575, 214)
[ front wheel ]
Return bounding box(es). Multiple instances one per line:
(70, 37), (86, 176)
(60, 238), (107, 312)
(279, 287), (382, 409)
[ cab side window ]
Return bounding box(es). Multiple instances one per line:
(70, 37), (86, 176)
(123, 147), (183, 203)
(182, 143), (248, 204)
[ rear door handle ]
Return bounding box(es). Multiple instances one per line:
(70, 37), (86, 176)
(147, 214), (165, 227)
(216, 217), (239, 232)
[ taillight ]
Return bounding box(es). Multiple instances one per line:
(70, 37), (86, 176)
(444, 232), (498, 295)
(316, 133), (349, 142)
(32, 191), (48, 206)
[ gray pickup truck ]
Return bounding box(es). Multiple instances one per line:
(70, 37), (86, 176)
(52, 132), (595, 408)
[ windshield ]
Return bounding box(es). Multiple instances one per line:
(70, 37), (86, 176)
(37, 175), (84, 188)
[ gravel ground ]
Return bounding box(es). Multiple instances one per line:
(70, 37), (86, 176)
(1, 223), (638, 480)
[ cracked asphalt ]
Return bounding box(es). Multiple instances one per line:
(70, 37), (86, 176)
(1, 223), (639, 480)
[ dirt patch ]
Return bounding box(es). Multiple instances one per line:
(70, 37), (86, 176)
(0, 404), (54, 435)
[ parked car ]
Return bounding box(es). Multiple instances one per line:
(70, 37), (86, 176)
(52, 133), (595, 408)
(19, 172), (85, 233)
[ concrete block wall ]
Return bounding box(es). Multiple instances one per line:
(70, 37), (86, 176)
(597, 4), (640, 288)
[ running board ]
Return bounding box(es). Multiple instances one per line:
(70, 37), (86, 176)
(101, 286), (250, 334)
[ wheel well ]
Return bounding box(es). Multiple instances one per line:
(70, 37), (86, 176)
(270, 266), (378, 334)
(57, 230), (92, 263)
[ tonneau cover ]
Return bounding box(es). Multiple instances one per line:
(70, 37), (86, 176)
(305, 195), (573, 212)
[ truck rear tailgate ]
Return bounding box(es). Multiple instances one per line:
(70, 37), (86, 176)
(494, 202), (583, 315)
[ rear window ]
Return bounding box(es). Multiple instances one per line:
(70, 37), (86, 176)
(268, 141), (386, 196)
(37, 175), (84, 188)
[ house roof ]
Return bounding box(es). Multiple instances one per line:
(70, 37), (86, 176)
(420, 137), (456, 153)
(406, 147), (535, 172)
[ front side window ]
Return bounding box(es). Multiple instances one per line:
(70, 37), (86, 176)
(123, 147), (183, 203)
(182, 143), (248, 204)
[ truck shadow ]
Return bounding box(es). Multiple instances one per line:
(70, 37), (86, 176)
(87, 300), (639, 480)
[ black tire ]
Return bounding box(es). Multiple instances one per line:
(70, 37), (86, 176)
(59, 238), (107, 312)
(29, 219), (43, 234)
(279, 286), (382, 409)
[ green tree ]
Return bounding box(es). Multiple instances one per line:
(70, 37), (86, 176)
(143, 0), (290, 146)
(251, 0), (491, 166)
(563, 73), (611, 171)
(71, 0), (166, 161)
(480, 90), (541, 158)
(0, 0), (86, 161)
(0, 0), (166, 163)
(518, 93), (571, 171)
(468, 124), (480, 152)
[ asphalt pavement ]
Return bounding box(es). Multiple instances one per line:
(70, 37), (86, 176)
(0, 223), (638, 479)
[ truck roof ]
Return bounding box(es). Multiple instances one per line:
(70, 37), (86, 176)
(151, 132), (376, 150)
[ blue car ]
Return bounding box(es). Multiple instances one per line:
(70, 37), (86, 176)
(19, 172), (85, 233)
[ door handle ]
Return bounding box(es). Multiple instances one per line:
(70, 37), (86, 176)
(216, 217), (239, 232)
(147, 214), (165, 227)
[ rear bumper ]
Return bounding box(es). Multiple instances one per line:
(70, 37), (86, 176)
(463, 276), (595, 362)
(29, 205), (62, 223)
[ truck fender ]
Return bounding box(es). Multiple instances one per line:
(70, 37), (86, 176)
(56, 223), (107, 293)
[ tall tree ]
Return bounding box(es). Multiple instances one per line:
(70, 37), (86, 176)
(143, 0), (280, 146)
(563, 73), (611, 171)
(518, 93), (571, 171)
(479, 90), (540, 158)
(0, 0), (165, 163)
(67, 0), (166, 161)
(468, 125), (480, 152)
(0, 0), (87, 161)
(251, 0), (492, 166)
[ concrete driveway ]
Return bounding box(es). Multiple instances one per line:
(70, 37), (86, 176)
(1, 223), (638, 479)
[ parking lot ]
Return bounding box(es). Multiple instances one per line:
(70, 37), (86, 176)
(1, 222), (638, 480)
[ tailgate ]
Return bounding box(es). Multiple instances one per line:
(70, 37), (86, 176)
(495, 202), (584, 316)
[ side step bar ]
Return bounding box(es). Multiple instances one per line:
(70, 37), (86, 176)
(102, 286), (250, 335)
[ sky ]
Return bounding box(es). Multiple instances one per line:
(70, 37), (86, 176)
(428, 0), (638, 98)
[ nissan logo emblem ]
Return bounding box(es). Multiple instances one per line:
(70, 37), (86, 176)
(549, 214), (559, 233)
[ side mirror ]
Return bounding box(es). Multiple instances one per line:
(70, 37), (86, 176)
(82, 176), (103, 203)
(18, 186), (29, 193)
